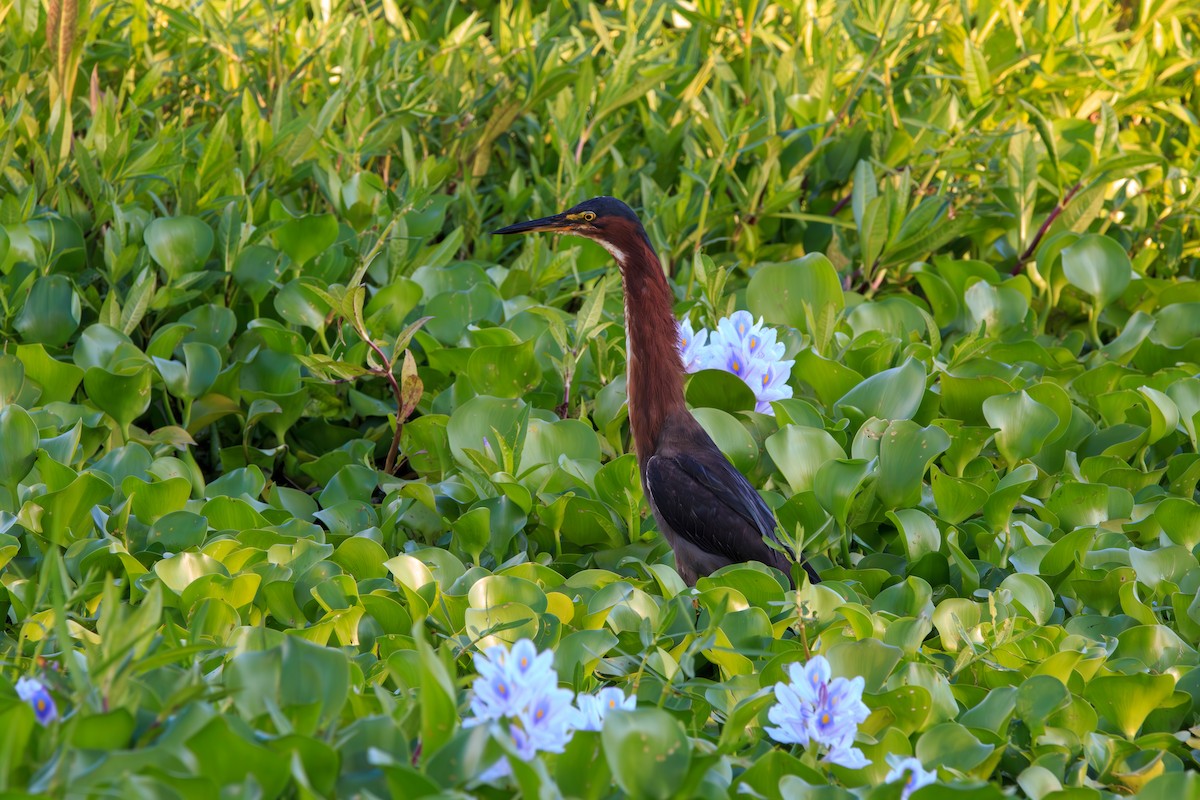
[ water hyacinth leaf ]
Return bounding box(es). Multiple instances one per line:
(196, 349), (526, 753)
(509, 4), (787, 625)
(144, 216), (214, 280)
(28, 215), (86, 272)
(846, 297), (929, 341)
(83, 365), (153, 429)
(999, 574), (1054, 624)
(275, 279), (332, 331)
(913, 722), (994, 774)
(814, 458), (873, 529)
(836, 357), (926, 423)
(0, 406), (38, 487)
(982, 390), (1059, 467)
(16, 344), (83, 404)
(1083, 673), (1176, 738)
(876, 421), (951, 508)
(685, 368), (757, 413)
(518, 417), (600, 481)
(827, 639), (903, 693)
(467, 339), (542, 398)
(1046, 481), (1131, 531)
(964, 280), (1028, 333)
(122, 476), (192, 524)
(1061, 234), (1132, 309)
(930, 468), (988, 525)
(225, 636), (350, 737)
(746, 253), (844, 332)
(272, 208), (338, 267)
(887, 509), (941, 561)
(1155, 497), (1200, 550)
(14, 275), (81, 346)
(766, 425), (845, 494)
(691, 408), (760, 476)
(602, 707), (691, 800)
(24, 472), (113, 545)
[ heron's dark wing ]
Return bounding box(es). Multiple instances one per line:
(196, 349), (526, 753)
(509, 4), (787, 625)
(644, 447), (791, 566)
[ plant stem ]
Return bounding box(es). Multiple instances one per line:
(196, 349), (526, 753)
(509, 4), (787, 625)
(1011, 182), (1083, 276)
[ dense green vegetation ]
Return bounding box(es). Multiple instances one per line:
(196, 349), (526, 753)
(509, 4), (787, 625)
(2, 0), (1200, 795)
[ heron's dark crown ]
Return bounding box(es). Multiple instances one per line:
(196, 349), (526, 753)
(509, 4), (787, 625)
(564, 196), (643, 224)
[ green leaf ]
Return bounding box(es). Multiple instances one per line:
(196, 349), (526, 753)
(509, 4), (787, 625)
(0, 405), (38, 487)
(982, 390), (1059, 467)
(14, 275), (81, 346)
(467, 339), (542, 399)
(876, 420), (951, 508)
(766, 425), (846, 494)
(1083, 673), (1176, 738)
(272, 208), (338, 267)
(83, 364), (153, 429)
(746, 253), (845, 333)
(602, 708), (692, 800)
(144, 216), (214, 280)
(1061, 235), (1132, 309)
(837, 357), (927, 423)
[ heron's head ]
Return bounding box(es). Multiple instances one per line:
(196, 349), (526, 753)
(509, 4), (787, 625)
(492, 196), (651, 263)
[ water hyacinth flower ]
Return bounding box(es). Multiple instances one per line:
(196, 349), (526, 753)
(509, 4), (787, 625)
(766, 655), (870, 769)
(678, 318), (717, 372)
(15, 676), (57, 726)
(574, 686), (636, 731)
(465, 639), (582, 783)
(677, 310), (794, 413)
(885, 754), (938, 799)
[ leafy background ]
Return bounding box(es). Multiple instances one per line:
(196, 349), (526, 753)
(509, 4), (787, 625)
(2, 0), (1200, 796)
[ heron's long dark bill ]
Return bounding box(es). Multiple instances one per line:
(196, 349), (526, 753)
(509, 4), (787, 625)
(491, 213), (570, 235)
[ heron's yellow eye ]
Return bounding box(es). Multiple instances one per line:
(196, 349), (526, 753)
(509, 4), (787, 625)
(582, 211), (596, 222)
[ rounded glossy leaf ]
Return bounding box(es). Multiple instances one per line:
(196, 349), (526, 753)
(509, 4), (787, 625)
(0, 405), (38, 486)
(28, 215), (86, 272)
(685, 368), (757, 413)
(999, 573), (1053, 623)
(877, 420), (951, 508)
(275, 279), (332, 331)
(837, 357), (926, 422)
(965, 281), (1028, 333)
(888, 508), (941, 561)
(272, 211), (338, 266)
(747, 253), (844, 332)
(15, 275), (81, 346)
(982, 390), (1058, 467)
(914, 723), (994, 773)
(1083, 672), (1176, 738)
(930, 468), (988, 525)
(1062, 234), (1132, 308)
(766, 425), (845, 494)
(827, 638), (902, 693)
(84, 365), (153, 428)
(602, 708), (691, 800)
(692, 408), (759, 475)
(467, 339), (542, 398)
(145, 216), (214, 280)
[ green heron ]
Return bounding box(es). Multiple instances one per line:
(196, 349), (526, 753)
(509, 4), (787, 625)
(494, 197), (818, 586)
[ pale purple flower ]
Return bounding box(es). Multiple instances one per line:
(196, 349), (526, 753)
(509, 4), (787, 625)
(766, 656), (870, 769)
(467, 645), (529, 723)
(506, 639), (557, 690)
(517, 684), (578, 754)
(679, 318), (716, 372)
(466, 639), (579, 785)
(575, 686), (636, 731)
(682, 310), (795, 414)
(714, 311), (786, 364)
(746, 359), (795, 412)
(16, 677), (56, 726)
(885, 754), (938, 798)
(714, 310), (760, 352)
